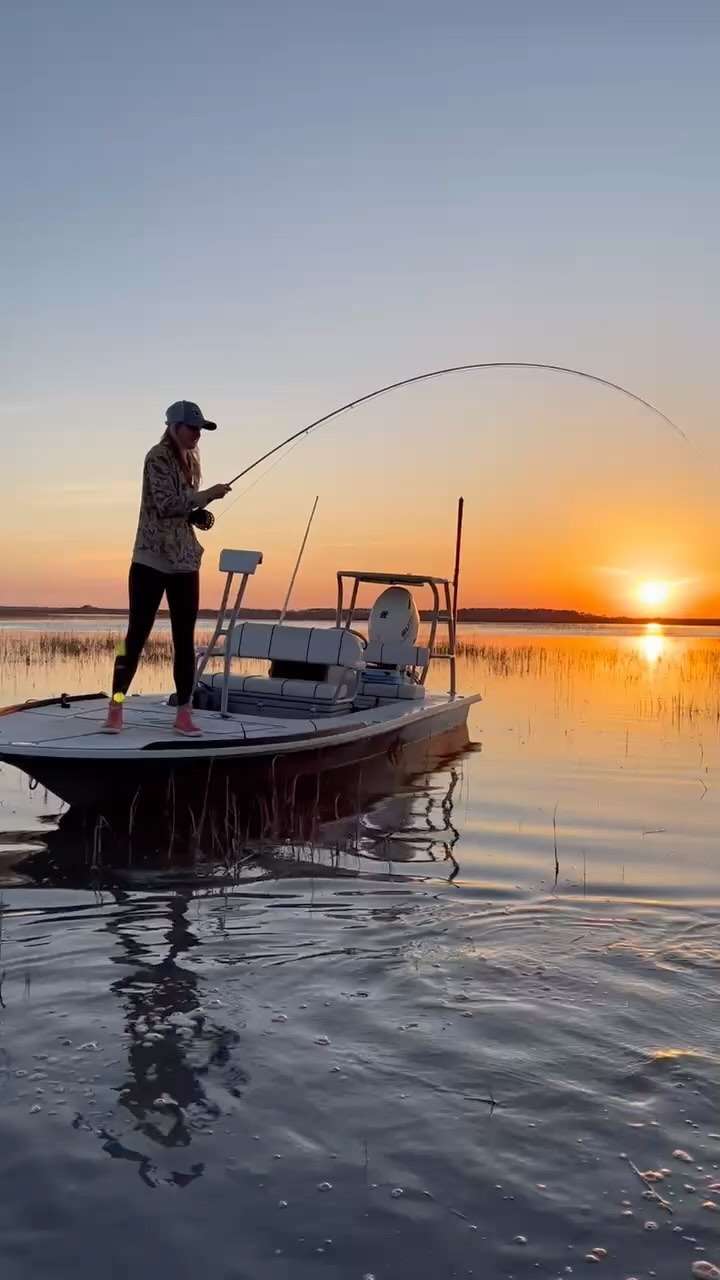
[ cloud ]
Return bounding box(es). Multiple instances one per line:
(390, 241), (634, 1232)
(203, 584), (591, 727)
(594, 566), (702, 589)
(34, 482), (137, 505)
(0, 402), (39, 417)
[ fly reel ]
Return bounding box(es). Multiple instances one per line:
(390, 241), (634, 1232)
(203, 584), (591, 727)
(189, 508), (215, 531)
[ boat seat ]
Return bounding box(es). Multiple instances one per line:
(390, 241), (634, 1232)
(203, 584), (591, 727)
(202, 624), (365, 717)
(222, 623), (363, 705)
(218, 549), (263, 575)
(227, 622), (364, 668)
(201, 673), (356, 703)
(364, 641), (430, 668)
(358, 679), (425, 701)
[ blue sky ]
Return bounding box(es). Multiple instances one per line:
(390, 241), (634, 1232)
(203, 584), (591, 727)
(2, 0), (719, 607)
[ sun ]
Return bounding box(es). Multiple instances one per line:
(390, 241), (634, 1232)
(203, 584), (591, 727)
(637, 581), (670, 609)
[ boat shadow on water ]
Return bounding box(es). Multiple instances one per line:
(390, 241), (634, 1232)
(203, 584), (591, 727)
(16, 725), (479, 889)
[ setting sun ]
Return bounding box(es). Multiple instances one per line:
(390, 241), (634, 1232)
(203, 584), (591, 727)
(637, 581), (670, 609)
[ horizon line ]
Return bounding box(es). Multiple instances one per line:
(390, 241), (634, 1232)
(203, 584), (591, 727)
(1, 603), (720, 626)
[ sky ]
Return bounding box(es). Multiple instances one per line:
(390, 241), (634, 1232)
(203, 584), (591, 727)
(1, 0), (719, 615)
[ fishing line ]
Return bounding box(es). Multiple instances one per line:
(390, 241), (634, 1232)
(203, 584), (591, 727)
(223, 361), (686, 489)
(200, 361), (688, 529)
(215, 436), (306, 523)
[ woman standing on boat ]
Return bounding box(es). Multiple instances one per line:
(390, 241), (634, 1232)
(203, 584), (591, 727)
(103, 401), (231, 736)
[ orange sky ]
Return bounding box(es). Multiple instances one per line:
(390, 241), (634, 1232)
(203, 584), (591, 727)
(4, 3), (720, 622)
(4, 376), (719, 617)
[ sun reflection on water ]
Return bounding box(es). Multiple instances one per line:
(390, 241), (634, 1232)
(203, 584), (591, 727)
(636, 623), (666, 665)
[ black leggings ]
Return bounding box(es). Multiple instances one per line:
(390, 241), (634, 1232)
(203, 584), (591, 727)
(112, 562), (200, 706)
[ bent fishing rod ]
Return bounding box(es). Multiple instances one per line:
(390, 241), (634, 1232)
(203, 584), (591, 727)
(190, 361), (685, 530)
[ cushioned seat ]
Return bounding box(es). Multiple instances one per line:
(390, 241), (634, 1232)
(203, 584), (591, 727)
(358, 679), (425, 701)
(205, 623), (365, 715)
(203, 673), (354, 702)
(364, 640), (430, 668)
(228, 623), (363, 668)
(358, 638), (427, 703)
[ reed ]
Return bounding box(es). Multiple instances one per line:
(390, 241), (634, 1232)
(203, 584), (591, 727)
(0, 630), (213, 665)
(3, 627), (720, 724)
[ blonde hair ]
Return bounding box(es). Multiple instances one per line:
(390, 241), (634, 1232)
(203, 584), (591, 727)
(162, 424), (202, 488)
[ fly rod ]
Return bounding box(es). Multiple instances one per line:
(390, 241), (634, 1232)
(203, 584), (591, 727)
(222, 361), (686, 495)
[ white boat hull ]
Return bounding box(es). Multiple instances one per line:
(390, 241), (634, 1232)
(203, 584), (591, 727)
(0, 691), (480, 811)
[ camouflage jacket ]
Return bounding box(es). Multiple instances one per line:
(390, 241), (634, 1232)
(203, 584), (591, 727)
(132, 441), (202, 573)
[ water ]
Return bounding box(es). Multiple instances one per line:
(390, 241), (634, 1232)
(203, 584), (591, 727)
(1, 623), (720, 1279)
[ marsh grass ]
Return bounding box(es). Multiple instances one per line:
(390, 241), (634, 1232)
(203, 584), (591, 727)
(438, 634), (720, 724)
(442, 636), (720, 680)
(0, 630), (213, 665)
(4, 627), (720, 724)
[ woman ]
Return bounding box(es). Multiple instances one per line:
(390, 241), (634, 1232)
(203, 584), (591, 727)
(103, 400), (231, 735)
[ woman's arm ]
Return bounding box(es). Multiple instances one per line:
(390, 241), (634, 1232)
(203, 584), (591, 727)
(144, 450), (221, 518)
(145, 450), (230, 519)
(145, 449), (196, 519)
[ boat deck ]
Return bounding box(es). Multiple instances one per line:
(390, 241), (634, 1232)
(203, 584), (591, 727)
(0, 692), (471, 761)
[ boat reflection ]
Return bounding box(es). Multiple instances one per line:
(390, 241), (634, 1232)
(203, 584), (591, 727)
(320, 765), (462, 877)
(16, 724), (476, 888)
(34, 728), (475, 1183)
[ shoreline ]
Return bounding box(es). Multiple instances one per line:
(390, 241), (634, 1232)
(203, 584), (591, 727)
(1, 606), (720, 627)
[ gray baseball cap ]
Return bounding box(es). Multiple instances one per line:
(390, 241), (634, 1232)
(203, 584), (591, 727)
(165, 400), (217, 431)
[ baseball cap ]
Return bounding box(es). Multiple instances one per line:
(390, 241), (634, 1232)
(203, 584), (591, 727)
(165, 400), (218, 431)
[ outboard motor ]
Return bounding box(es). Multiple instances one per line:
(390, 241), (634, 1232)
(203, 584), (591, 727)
(368, 586), (419, 647)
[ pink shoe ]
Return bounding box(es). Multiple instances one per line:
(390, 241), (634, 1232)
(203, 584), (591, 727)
(102, 701), (124, 734)
(173, 705), (203, 737)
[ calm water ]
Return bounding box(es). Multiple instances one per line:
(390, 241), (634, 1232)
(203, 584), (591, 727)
(1, 623), (720, 1280)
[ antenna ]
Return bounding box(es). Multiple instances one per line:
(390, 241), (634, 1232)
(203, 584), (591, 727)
(452, 496), (464, 629)
(278, 496), (319, 623)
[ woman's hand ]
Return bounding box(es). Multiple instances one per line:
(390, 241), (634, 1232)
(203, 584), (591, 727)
(207, 483), (232, 502)
(197, 483), (232, 507)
